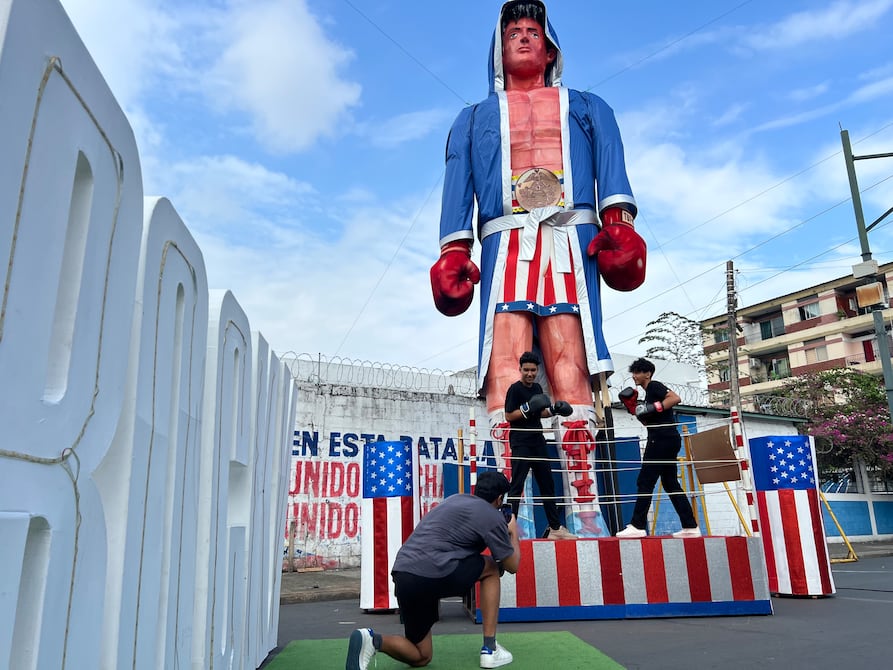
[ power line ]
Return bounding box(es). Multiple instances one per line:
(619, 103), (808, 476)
(332, 168), (446, 357)
(340, 0), (471, 106)
(583, 0), (756, 92)
(652, 120), (893, 249)
(607, 169), (893, 347)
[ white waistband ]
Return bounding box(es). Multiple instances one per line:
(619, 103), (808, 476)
(480, 208), (598, 273)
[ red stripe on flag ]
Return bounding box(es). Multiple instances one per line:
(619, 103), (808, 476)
(806, 489), (833, 594)
(641, 539), (669, 603)
(504, 230), (519, 301)
(756, 491), (779, 593)
(778, 489), (808, 593)
(372, 498), (391, 609)
(515, 541), (538, 607)
(554, 540), (582, 606)
(683, 539), (712, 602)
(725, 536), (755, 601)
(401, 496), (413, 541)
(599, 539), (625, 605)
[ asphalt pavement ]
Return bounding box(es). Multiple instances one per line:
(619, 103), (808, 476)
(273, 547), (893, 669)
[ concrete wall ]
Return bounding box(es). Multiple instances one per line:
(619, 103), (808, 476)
(284, 374), (802, 567)
(0, 2), (297, 668)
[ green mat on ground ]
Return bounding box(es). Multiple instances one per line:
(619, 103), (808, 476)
(266, 631), (624, 669)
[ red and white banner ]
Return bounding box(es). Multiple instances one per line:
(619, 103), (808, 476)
(359, 496), (414, 609)
(749, 435), (835, 596)
(756, 488), (835, 596)
(476, 536), (772, 621)
(359, 441), (419, 610)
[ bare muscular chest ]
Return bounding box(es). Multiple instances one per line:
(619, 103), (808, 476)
(506, 88), (562, 172)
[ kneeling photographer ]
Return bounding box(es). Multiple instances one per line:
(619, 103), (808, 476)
(346, 471), (521, 669)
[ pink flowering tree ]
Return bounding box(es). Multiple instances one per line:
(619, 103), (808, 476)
(780, 369), (893, 473)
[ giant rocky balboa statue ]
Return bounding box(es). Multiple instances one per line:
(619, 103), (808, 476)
(430, 1), (646, 537)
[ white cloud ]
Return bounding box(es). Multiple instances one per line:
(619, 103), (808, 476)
(752, 75), (893, 133)
(60, 0), (183, 111)
(207, 0), (362, 153)
(743, 0), (893, 50)
(788, 82), (830, 102)
(712, 103), (748, 127)
(358, 109), (456, 149)
(152, 155), (322, 261)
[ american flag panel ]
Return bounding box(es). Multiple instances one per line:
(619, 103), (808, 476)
(749, 436), (835, 596)
(473, 537), (772, 622)
(359, 441), (417, 611)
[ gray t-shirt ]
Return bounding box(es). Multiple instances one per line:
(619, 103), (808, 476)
(391, 493), (515, 578)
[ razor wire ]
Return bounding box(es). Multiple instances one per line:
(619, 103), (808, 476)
(280, 352), (480, 396)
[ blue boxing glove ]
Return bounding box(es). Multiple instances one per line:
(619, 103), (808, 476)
(520, 393), (551, 419)
(550, 400), (573, 417)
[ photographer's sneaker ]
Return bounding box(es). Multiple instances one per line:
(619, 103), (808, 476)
(672, 526), (702, 538)
(346, 628), (376, 670)
(545, 525), (577, 540)
(615, 524), (647, 538)
(480, 642), (513, 668)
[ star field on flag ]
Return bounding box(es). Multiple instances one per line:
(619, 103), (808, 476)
(363, 440), (414, 498)
(750, 435), (815, 491)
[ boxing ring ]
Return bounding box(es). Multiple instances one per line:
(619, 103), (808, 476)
(468, 534), (771, 622)
(465, 410), (775, 621)
(362, 409), (832, 619)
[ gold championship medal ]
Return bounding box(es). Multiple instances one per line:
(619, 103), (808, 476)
(515, 168), (562, 211)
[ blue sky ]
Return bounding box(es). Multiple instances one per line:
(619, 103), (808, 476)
(58, 0), (893, 373)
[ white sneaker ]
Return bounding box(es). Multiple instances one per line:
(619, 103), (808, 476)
(672, 526), (702, 538)
(480, 642), (513, 668)
(346, 628), (376, 670)
(546, 525), (577, 540)
(615, 524), (647, 538)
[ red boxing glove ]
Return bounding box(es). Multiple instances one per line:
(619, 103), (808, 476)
(618, 387), (638, 415)
(587, 207), (647, 291)
(430, 240), (481, 316)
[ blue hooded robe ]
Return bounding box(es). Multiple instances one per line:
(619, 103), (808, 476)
(438, 1), (636, 393)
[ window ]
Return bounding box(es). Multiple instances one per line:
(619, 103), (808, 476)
(717, 365), (730, 382)
(714, 329), (730, 344)
(759, 316), (785, 340)
(805, 346), (828, 364)
(798, 301), (821, 320)
(768, 357), (791, 379)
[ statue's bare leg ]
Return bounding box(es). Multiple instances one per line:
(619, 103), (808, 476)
(484, 312), (534, 414)
(538, 314), (609, 536)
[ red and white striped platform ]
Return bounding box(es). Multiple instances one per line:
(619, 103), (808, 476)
(471, 536), (772, 622)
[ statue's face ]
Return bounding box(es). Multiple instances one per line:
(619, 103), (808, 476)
(501, 17), (555, 78)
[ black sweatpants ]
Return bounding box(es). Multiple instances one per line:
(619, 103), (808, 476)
(629, 432), (697, 530)
(507, 443), (561, 530)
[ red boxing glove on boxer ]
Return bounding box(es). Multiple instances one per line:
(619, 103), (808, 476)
(587, 207), (647, 291)
(618, 387), (639, 415)
(430, 240), (481, 316)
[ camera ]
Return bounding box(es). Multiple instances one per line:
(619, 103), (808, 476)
(499, 504), (513, 523)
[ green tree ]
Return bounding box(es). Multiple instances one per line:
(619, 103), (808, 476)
(780, 368), (893, 473)
(638, 311), (705, 371)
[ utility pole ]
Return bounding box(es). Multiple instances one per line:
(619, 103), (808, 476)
(840, 129), (893, 417)
(725, 260), (741, 413)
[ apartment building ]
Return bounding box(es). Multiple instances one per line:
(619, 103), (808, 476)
(700, 261), (893, 412)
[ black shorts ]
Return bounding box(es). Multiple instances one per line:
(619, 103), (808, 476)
(392, 554), (485, 644)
